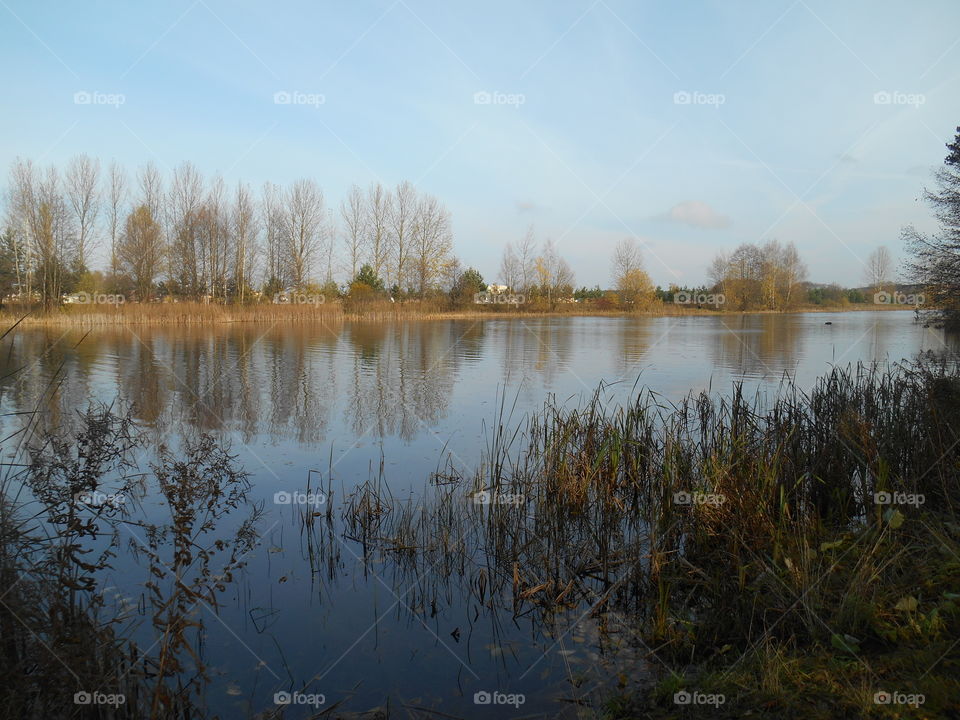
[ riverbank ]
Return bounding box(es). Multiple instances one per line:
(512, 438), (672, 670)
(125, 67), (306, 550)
(377, 357), (959, 719)
(0, 300), (917, 327)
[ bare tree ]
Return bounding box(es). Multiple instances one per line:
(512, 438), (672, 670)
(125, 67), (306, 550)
(283, 179), (325, 288)
(389, 180), (417, 291)
(536, 238), (574, 303)
(365, 182), (392, 284)
(864, 246), (893, 292)
(261, 182), (286, 290)
(201, 176), (230, 299)
(411, 193), (453, 295)
(516, 224), (537, 293)
(8, 160), (73, 307)
(64, 154), (100, 274)
(136, 161), (164, 221)
(499, 241), (519, 290)
(778, 240), (807, 307)
(168, 162), (205, 297)
(320, 208), (336, 285)
(232, 181), (258, 301)
(340, 184), (366, 281)
(707, 252), (729, 293)
(903, 125), (960, 327)
(107, 162), (127, 277)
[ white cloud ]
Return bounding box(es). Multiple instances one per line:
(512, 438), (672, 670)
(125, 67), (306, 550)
(658, 200), (731, 229)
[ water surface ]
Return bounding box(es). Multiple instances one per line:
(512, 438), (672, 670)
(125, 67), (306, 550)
(0, 311), (948, 717)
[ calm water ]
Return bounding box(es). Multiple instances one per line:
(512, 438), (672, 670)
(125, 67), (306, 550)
(0, 311), (950, 717)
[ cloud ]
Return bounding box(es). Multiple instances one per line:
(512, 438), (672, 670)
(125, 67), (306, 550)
(658, 201), (731, 229)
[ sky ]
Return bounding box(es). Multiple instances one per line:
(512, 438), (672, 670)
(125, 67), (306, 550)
(1, 0), (959, 288)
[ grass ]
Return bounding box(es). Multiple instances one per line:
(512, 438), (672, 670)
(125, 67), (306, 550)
(0, 298), (915, 326)
(321, 356), (960, 718)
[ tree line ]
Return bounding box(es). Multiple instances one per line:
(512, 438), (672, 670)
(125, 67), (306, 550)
(4, 122), (956, 318)
(2, 157), (458, 306)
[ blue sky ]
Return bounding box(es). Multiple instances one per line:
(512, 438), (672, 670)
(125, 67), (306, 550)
(1, 0), (958, 287)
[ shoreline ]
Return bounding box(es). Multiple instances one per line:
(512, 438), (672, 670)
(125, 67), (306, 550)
(0, 302), (919, 328)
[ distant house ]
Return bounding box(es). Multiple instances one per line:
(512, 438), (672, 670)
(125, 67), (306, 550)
(272, 287), (297, 304)
(486, 284), (509, 294)
(62, 293), (84, 304)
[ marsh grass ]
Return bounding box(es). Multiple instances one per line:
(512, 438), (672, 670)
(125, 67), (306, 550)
(321, 356), (960, 718)
(1, 298), (913, 327)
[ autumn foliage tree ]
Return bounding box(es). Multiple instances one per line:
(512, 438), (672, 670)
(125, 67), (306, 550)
(118, 205), (162, 300)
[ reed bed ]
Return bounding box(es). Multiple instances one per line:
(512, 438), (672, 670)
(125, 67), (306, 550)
(314, 356), (960, 718)
(1, 299), (913, 327)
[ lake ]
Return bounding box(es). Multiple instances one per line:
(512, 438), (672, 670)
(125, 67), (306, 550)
(0, 310), (950, 718)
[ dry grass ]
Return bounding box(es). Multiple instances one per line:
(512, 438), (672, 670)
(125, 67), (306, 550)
(1, 299), (915, 327)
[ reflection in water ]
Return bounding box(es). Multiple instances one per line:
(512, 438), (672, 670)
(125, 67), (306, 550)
(0, 313), (949, 453)
(0, 312), (953, 718)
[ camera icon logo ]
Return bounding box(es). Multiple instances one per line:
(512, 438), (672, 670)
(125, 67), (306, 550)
(472, 490), (491, 505)
(874, 492), (892, 505)
(674, 291), (690, 304)
(74, 691), (92, 705)
(73, 91), (92, 105)
(474, 690), (492, 704)
(673, 91), (691, 105)
(273, 91), (291, 105)
(873, 91), (891, 105)
(873, 291), (891, 304)
(274, 691), (292, 705)
(874, 690), (891, 704)
(674, 690), (692, 704)
(474, 91), (492, 105)
(274, 491), (292, 505)
(673, 491), (692, 505)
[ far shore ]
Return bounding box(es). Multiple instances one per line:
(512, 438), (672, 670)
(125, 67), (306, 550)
(0, 300), (921, 328)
